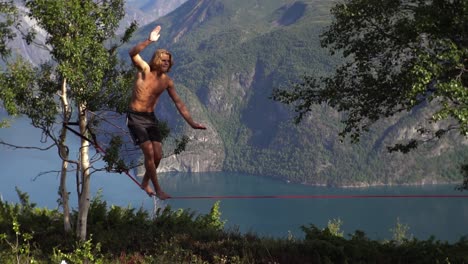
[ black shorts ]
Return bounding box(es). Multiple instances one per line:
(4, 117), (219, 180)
(126, 110), (162, 145)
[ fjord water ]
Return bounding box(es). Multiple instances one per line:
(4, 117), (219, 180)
(1, 118), (467, 242)
(159, 172), (468, 242)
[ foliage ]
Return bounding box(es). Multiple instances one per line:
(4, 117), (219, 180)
(390, 217), (412, 245)
(273, 0), (468, 143)
(1, 192), (468, 263)
(0, 0), (18, 128)
(0, 189), (66, 256)
(270, 0), (468, 187)
(51, 237), (104, 264)
(195, 200), (226, 232)
(459, 163), (468, 190)
(0, 0), (137, 240)
(22, 0), (134, 112)
(0, 58), (58, 129)
(0, 217), (37, 264)
(327, 218), (344, 238)
(0, 0), (17, 59)
(103, 136), (128, 173)
(174, 135), (190, 155)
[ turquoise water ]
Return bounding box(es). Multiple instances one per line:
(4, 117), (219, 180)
(1, 117), (468, 242)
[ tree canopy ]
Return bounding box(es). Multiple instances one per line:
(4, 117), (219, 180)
(0, 0), (19, 126)
(0, 0), (16, 59)
(0, 0), (137, 240)
(273, 0), (468, 150)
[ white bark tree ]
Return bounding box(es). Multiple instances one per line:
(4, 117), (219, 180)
(0, 0), (136, 240)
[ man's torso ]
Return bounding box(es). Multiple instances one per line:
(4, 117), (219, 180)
(130, 71), (170, 112)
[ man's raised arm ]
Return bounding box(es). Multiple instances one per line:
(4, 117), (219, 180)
(129, 25), (161, 71)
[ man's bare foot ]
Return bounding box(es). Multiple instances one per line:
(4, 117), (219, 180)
(141, 184), (156, 197)
(155, 190), (171, 200)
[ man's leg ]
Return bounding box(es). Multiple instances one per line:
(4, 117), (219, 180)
(151, 141), (170, 199)
(139, 140), (170, 200)
(140, 141), (157, 196)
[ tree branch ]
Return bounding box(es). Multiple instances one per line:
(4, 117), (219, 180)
(0, 140), (54, 151)
(14, 8), (52, 52)
(32, 168), (77, 181)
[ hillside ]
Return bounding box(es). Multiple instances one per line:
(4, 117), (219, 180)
(5, 0), (187, 65)
(118, 0), (188, 34)
(120, 0), (468, 186)
(4, 0), (467, 186)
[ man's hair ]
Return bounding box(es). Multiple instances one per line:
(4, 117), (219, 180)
(150, 49), (174, 72)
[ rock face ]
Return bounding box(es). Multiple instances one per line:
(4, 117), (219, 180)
(135, 117), (224, 175)
(159, 148), (223, 173)
(120, 0), (188, 34)
(156, 83), (226, 173)
(10, 0), (189, 65)
(7, 4), (50, 66)
(170, 0), (224, 42)
(159, 112), (225, 173)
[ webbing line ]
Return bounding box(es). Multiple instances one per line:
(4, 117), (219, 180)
(169, 194), (468, 200)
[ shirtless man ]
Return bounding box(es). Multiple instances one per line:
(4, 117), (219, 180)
(127, 25), (206, 200)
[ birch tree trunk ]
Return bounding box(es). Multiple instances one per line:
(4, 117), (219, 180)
(8, 0), (134, 242)
(59, 149), (72, 232)
(59, 78), (72, 233)
(77, 103), (91, 241)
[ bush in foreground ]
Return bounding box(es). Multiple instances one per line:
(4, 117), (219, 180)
(1, 190), (467, 263)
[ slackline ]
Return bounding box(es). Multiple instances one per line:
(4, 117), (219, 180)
(168, 194), (468, 200)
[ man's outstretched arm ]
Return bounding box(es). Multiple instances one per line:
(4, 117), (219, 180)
(167, 81), (206, 130)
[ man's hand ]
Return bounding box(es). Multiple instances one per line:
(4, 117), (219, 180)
(148, 25), (161, 42)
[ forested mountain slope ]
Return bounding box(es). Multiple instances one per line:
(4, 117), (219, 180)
(123, 0), (468, 186)
(7, 0), (466, 186)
